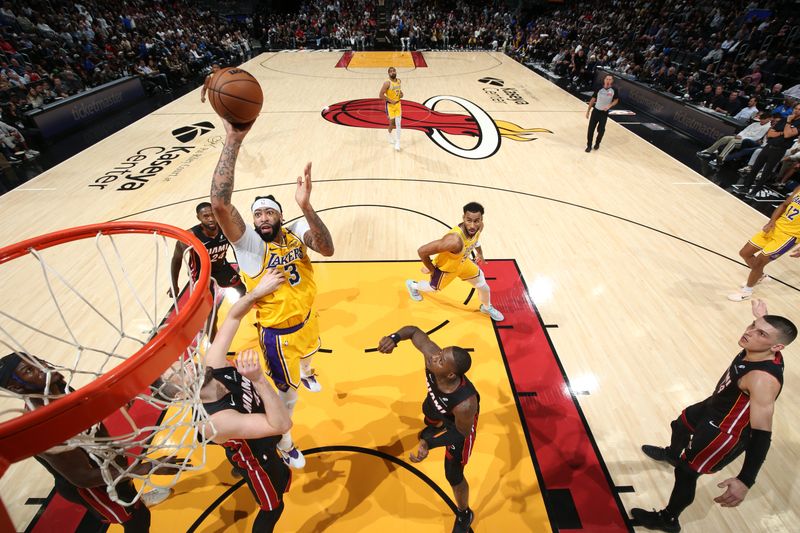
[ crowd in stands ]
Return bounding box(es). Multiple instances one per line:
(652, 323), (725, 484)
(256, 0), (378, 50)
(511, 1), (799, 121)
(386, 0), (515, 51)
(0, 0), (256, 165)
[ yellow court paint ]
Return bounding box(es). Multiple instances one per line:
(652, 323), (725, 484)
(349, 51), (415, 68)
(112, 261), (549, 532)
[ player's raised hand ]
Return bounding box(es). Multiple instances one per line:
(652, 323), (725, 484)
(751, 298), (768, 318)
(713, 478), (748, 507)
(295, 162), (313, 209)
(222, 118), (253, 142)
(234, 349), (266, 383)
(251, 269), (286, 298)
(408, 439), (429, 463)
(377, 336), (397, 354)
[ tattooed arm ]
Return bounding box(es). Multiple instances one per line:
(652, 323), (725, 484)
(210, 120), (250, 243)
(295, 162), (335, 256)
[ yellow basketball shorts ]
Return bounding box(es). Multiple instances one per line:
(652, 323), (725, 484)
(430, 260), (480, 290)
(386, 102), (402, 120)
(749, 228), (798, 260)
(257, 312), (321, 391)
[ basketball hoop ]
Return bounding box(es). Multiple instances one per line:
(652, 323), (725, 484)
(0, 221), (215, 530)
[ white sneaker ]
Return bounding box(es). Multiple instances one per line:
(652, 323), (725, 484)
(395, 141), (401, 151)
(727, 289), (753, 302)
(141, 487), (172, 507)
(301, 371), (322, 392)
(388, 133), (394, 144)
(480, 304), (504, 321)
(406, 279), (422, 301)
(278, 445), (306, 469)
(25, 149), (40, 158)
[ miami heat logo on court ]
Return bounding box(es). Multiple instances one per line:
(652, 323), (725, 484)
(321, 96), (551, 160)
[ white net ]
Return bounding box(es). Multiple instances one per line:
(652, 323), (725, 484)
(0, 225), (217, 506)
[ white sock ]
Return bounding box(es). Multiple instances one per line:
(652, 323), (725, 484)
(277, 388), (298, 450)
(467, 271), (491, 306)
(414, 280), (435, 292)
(300, 357), (313, 377)
(742, 285), (754, 292)
(395, 117), (401, 144)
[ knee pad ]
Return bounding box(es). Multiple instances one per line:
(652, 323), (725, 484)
(469, 271), (489, 291)
(444, 458), (465, 486)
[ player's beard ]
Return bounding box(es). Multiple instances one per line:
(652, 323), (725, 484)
(256, 220), (282, 243)
(389, 73), (396, 80)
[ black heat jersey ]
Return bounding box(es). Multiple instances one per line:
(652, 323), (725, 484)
(422, 368), (480, 424)
(203, 366), (290, 510)
(188, 224), (234, 279)
(705, 350), (784, 435)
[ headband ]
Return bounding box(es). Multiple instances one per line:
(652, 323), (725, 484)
(251, 198), (282, 214)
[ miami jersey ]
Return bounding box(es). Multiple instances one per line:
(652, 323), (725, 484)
(776, 191), (800, 235)
(434, 225), (481, 272)
(233, 220), (316, 328)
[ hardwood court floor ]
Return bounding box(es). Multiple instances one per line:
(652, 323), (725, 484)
(1, 52), (799, 532)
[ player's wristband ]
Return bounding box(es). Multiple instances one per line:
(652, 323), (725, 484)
(736, 429), (771, 488)
(419, 424), (464, 450)
(389, 333), (401, 344)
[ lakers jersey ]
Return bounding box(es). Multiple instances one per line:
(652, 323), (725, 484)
(776, 191), (800, 235)
(386, 79), (402, 102)
(434, 225), (481, 272)
(240, 226), (316, 328)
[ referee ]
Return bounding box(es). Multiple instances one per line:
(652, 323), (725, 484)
(585, 74), (619, 152)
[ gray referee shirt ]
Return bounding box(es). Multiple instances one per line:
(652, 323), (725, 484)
(592, 87), (618, 111)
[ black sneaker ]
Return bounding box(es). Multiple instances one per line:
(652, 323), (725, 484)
(453, 508), (474, 533)
(585, 145), (592, 153)
(630, 508), (681, 532)
(641, 445), (678, 466)
(593, 143), (600, 150)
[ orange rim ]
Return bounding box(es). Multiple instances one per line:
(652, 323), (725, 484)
(0, 221), (212, 464)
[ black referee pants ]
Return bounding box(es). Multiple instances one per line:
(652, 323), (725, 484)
(587, 108), (609, 147)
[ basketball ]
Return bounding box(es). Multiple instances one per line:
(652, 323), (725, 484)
(207, 67), (263, 125)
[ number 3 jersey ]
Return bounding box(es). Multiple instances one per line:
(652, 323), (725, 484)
(233, 219), (316, 329)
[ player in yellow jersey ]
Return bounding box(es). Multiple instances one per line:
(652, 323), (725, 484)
(210, 118), (335, 468)
(728, 185), (800, 301)
(380, 66), (403, 151)
(406, 202), (505, 321)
